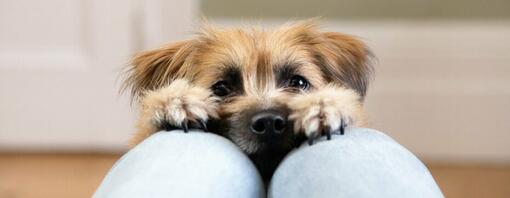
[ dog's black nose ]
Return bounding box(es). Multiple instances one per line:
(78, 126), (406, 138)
(250, 110), (287, 136)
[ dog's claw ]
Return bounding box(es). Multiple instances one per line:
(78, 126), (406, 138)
(324, 126), (332, 140)
(181, 121), (189, 133)
(340, 119), (345, 135)
(308, 132), (319, 145)
(198, 120), (208, 132)
(307, 138), (314, 146)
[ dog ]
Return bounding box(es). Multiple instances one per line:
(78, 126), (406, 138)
(122, 20), (373, 182)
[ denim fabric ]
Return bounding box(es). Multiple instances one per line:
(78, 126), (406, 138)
(268, 128), (444, 198)
(94, 128), (443, 198)
(93, 130), (264, 198)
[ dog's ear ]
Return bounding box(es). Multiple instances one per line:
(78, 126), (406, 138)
(122, 40), (194, 100)
(313, 32), (374, 98)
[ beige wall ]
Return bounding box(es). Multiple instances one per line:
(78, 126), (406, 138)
(201, 0), (510, 19)
(1, 0), (509, 164)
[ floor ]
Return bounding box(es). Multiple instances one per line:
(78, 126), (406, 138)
(0, 153), (509, 198)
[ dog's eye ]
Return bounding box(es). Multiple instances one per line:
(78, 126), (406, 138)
(288, 75), (309, 90)
(212, 81), (231, 96)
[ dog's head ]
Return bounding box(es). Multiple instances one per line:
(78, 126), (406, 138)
(124, 21), (373, 180)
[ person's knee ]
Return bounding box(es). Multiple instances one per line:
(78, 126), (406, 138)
(268, 128), (443, 198)
(95, 131), (264, 198)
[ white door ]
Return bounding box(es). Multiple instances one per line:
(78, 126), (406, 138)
(0, 0), (198, 151)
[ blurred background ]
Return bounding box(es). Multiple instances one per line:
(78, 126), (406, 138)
(0, 0), (509, 197)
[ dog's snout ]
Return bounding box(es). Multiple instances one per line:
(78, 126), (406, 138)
(250, 110), (287, 136)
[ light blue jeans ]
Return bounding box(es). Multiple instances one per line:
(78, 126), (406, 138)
(94, 128), (444, 198)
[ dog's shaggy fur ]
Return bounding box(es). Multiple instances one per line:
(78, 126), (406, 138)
(123, 20), (373, 182)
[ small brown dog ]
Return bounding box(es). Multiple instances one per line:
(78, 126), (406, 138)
(123, 20), (373, 182)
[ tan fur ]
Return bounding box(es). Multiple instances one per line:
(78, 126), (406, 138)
(123, 20), (373, 149)
(288, 84), (367, 137)
(130, 79), (219, 145)
(122, 41), (196, 100)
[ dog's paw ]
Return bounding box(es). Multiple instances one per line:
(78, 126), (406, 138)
(288, 85), (366, 145)
(139, 79), (219, 132)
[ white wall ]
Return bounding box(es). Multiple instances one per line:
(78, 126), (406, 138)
(0, 0), (198, 152)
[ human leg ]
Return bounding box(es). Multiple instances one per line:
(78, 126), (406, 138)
(268, 128), (444, 198)
(94, 130), (264, 198)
